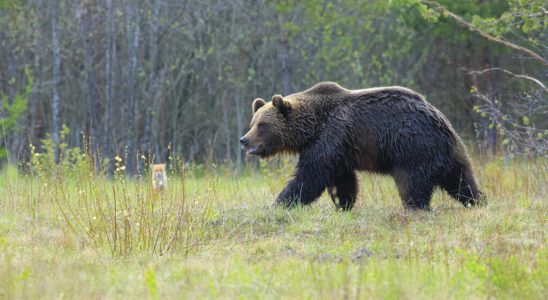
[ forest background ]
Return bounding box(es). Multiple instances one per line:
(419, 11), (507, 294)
(0, 0), (546, 172)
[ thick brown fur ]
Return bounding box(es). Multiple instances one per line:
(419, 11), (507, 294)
(240, 82), (484, 210)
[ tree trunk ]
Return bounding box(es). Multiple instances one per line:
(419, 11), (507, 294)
(125, 0), (140, 173)
(29, 0), (43, 146)
(77, 0), (101, 170)
(5, 22), (17, 162)
(235, 93), (243, 170)
(102, 0), (115, 169)
(51, 0), (62, 163)
(142, 0), (161, 162)
(6, 25), (15, 106)
(223, 97), (231, 163)
(280, 34), (291, 95)
(482, 47), (497, 159)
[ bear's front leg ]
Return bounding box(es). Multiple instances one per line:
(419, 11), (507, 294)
(327, 171), (358, 211)
(276, 160), (333, 208)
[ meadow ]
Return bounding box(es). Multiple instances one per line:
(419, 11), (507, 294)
(0, 155), (546, 299)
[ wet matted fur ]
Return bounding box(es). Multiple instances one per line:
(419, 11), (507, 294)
(241, 82), (484, 210)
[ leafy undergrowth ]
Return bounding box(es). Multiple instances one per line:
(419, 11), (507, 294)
(0, 158), (546, 299)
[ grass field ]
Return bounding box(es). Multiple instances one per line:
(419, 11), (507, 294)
(0, 157), (546, 299)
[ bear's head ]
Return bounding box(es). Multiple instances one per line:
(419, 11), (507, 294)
(240, 94), (297, 158)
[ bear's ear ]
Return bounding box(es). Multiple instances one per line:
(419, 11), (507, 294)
(272, 94), (292, 115)
(252, 98), (266, 113)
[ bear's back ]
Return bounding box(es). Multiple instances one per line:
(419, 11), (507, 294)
(301, 82), (425, 104)
(301, 82), (458, 145)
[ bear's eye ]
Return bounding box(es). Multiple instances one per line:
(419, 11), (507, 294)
(257, 122), (266, 129)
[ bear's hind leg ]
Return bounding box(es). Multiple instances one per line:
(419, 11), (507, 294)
(440, 165), (484, 207)
(394, 170), (434, 210)
(328, 171), (358, 211)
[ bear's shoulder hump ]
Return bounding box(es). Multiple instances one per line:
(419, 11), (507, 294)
(353, 86), (425, 101)
(304, 82), (347, 95)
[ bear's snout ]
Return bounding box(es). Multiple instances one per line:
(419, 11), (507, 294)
(240, 135), (260, 155)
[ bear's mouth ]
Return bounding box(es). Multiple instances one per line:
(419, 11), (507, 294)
(246, 147), (259, 155)
(242, 145), (260, 155)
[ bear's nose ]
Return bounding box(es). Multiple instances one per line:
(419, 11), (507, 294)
(239, 137), (249, 146)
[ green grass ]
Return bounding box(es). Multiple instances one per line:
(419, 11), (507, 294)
(0, 158), (546, 299)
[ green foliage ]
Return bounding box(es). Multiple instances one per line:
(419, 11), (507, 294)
(413, 0), (546, 50)
(28, 125), (94, 178)
(0, 0), (20, 10)
(0, 68), (31, 159)
(273, 0), (423, 88)
(390, 0), (440, 21)
(144, 265), (159, 300)
(467, 0), (546, 43)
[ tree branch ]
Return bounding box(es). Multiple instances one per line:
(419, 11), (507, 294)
(423, 1), (548, 67)
(467, 67), (548, 92)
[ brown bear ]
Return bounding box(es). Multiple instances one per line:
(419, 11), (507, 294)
(240, 82), (484, 210)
